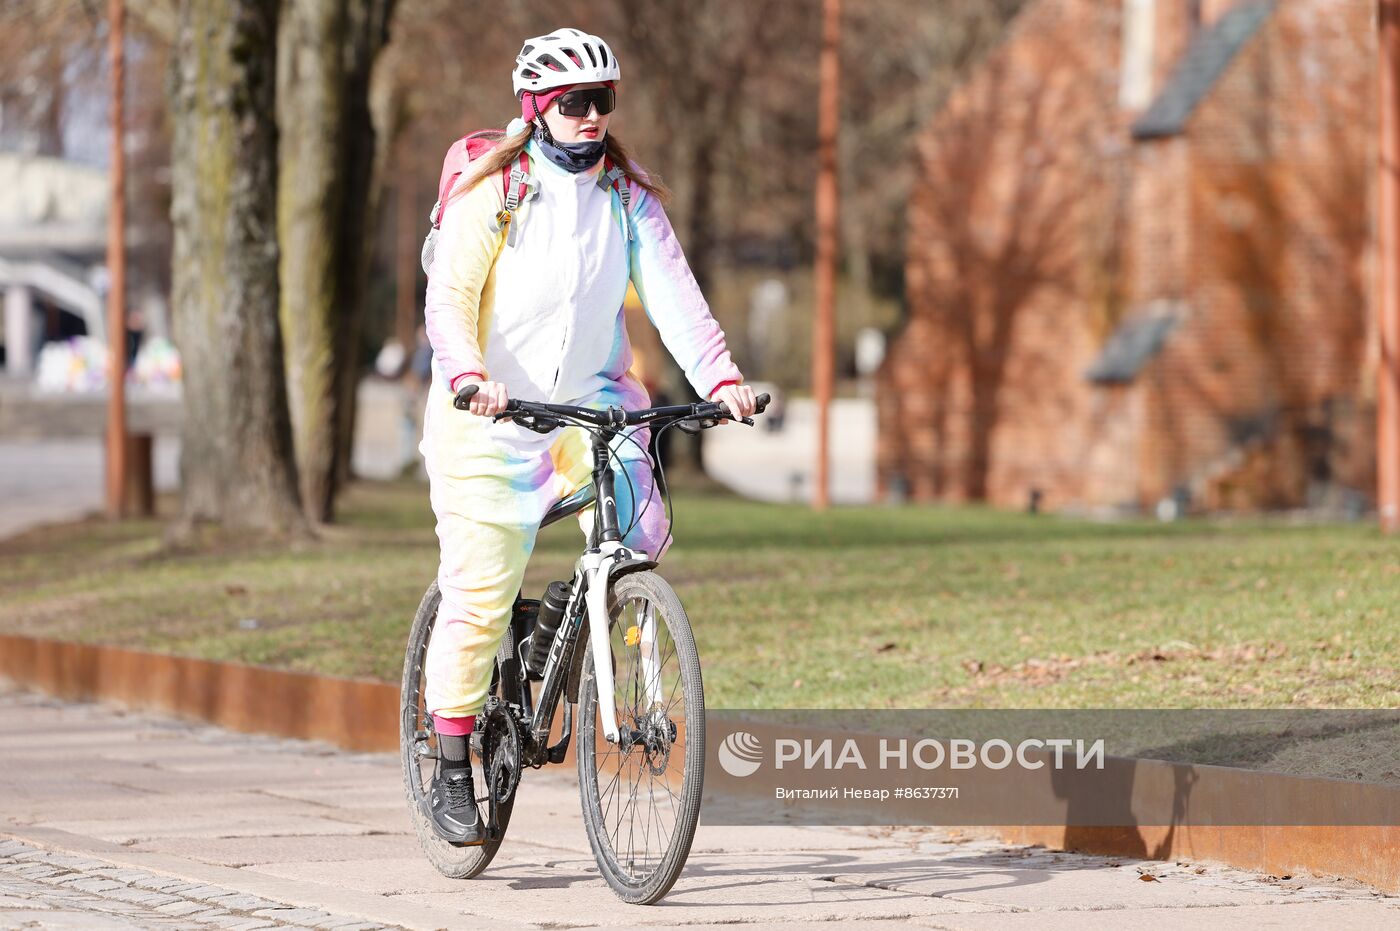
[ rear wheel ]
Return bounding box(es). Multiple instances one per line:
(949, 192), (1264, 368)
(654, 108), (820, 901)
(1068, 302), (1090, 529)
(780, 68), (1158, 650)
(401, 581), (515, 879)
(577, 571), (704, 904)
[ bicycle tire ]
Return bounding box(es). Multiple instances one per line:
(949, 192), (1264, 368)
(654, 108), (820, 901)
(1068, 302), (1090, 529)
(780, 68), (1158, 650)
(577, 570), (704, 904)
(400, 580), (515, 879)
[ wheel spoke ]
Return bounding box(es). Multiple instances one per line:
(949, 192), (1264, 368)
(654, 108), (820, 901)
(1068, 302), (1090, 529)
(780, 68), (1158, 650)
(599, 753), (625, 822)
(581, 577), (701, 898)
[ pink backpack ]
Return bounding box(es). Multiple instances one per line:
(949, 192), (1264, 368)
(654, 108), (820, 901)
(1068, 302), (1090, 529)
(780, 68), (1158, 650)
(420, 129), (637, 273)
(420, 130), (534, 272)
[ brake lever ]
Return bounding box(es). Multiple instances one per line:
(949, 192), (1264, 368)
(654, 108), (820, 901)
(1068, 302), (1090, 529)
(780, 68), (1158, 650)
(493, 409), (561, 433)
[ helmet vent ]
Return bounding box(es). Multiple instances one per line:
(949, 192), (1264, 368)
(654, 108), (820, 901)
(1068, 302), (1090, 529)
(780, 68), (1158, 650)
(537, 53), (566, 72)
(582, 43), (598, 67)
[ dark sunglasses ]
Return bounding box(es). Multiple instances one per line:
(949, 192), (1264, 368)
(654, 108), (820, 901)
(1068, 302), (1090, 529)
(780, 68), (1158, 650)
(556, 86), (615, 118)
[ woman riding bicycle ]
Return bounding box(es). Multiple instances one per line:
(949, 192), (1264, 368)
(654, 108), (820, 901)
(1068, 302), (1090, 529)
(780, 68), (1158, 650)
(419, 27), (756, 845)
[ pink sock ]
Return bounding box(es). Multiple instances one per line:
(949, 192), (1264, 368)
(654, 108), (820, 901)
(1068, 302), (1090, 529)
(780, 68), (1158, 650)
(433, 713), (476, 737)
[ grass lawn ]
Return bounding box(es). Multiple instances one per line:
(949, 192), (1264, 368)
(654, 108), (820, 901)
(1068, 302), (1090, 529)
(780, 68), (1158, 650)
(1, 479), (1397, 710)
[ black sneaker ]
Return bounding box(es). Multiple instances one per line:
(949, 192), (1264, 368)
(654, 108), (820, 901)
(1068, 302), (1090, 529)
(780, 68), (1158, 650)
(429, 766), (484, 846)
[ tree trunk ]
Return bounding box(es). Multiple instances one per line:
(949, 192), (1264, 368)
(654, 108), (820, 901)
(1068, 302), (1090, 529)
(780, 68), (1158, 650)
(331, 0), (396, 495)
(277, 0), (395, 522)
(169, 0), (304, 535)
(277, 0), (348, 523)
(964, 341), (1012, 502)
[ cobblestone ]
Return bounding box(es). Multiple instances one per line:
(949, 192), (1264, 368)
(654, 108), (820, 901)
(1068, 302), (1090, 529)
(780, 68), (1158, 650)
(0, 848), (398, 930)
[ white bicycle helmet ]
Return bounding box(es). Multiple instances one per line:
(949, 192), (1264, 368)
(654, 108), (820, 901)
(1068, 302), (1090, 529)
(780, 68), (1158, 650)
(512, 28), (620, 97)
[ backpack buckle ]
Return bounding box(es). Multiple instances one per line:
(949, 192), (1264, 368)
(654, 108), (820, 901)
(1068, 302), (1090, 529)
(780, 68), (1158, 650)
(491, 208), (512, 232)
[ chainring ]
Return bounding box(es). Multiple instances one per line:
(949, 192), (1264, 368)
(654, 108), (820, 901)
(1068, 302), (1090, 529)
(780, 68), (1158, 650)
(478, 698), (523, 806)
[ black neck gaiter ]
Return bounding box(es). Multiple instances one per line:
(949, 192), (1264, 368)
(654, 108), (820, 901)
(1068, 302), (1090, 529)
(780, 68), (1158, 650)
(533, 125), (606, 173)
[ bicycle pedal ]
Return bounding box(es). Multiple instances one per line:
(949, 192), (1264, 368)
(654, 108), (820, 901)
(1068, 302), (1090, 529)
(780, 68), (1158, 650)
(447, 835), (487, 848)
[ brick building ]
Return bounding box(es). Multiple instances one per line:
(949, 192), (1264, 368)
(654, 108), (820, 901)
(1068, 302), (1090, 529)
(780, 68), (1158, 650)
(877, 0), (1375, 514)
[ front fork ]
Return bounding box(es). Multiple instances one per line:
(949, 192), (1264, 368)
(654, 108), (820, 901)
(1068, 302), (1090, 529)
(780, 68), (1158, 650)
(583, 544), (662, 743)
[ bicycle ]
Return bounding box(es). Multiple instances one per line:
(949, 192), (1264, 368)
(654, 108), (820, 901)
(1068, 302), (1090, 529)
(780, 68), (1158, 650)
(401, 383), (769, 904)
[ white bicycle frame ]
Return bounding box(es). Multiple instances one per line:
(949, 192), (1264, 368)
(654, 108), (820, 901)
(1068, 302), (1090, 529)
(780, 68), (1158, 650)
(579, 540), (663, 743)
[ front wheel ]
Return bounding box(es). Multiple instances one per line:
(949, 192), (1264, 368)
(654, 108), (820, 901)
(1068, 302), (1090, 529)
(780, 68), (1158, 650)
(577, 571), (704, 905)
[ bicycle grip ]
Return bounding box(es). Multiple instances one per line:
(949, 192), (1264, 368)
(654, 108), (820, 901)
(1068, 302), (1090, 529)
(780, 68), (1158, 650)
(453, 383), (480, 411)
(715, 392), (771, 420)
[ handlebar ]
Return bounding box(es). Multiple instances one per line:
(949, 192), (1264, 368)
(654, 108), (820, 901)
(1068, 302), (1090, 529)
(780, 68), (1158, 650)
(452, 382), (770, 434)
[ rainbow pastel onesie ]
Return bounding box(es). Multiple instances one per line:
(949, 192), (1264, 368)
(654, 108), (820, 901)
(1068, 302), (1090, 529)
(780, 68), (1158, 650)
(419, 137), (742, 722)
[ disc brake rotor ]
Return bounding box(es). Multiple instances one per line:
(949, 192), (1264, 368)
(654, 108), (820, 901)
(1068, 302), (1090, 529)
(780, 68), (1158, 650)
(642, 709), (674, 776)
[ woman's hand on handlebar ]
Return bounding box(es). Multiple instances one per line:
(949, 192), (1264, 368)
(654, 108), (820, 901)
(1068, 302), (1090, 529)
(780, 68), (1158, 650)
(710, 382), (757, 423)
(454, 377), (510, 417)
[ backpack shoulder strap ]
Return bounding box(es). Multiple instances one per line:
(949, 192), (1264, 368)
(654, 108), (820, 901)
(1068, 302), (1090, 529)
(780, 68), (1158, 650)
(490, 151), (537, 247)
(596, 156), (632, 211)
(597, 156), (634, 240)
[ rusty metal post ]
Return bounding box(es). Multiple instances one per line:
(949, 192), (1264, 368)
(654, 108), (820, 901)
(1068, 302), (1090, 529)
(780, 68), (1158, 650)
(812, 0), (841, 511)
(1381, 1), (1400, 531)
(104, 0), (128, 519)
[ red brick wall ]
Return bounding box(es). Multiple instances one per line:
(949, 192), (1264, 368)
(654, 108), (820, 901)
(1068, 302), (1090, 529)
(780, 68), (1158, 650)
(879, 0), (1133, 509)
(1138, 0), (1375, 509)
(881, 0), (1376, 513)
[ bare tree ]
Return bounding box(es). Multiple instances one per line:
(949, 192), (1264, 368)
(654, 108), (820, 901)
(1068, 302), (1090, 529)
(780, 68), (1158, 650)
(277, 0), (396, 523)
(169, 0), (304, 535)
(0, 1), (94, 156)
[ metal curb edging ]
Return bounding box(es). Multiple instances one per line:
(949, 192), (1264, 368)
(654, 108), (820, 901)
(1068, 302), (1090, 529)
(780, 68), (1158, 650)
(0, 633), (397, 753)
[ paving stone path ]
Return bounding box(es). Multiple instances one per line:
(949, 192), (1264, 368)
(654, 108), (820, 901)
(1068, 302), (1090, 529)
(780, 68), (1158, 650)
(1, 687), (1397, 930)
(0, 838), (394, 929)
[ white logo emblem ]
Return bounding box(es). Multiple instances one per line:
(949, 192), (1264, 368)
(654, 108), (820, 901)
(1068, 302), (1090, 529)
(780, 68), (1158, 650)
(718, 731), (763, 777)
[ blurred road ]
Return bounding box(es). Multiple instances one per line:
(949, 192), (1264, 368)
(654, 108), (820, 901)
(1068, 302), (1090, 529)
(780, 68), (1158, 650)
(1, 383), (877, 539)
(0, 437), (181, 538)
(2, 687), (1393, 930)
(0, 380), (410, 539)
(703, 397), (876, 505)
